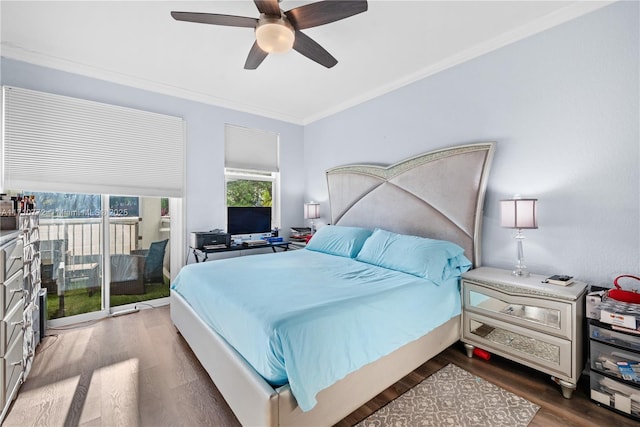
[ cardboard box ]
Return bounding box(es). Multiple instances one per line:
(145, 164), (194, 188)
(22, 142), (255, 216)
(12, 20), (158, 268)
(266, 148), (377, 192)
(600, 308), (638, 329)
(587, 291), (605, 319)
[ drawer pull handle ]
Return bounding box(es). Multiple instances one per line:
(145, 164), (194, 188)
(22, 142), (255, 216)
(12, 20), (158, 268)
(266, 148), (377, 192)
(9, 256), (22, 261)
(10, 288), (24, 294)
(10, 360), (23, 367)
(11, 320), (24, 327)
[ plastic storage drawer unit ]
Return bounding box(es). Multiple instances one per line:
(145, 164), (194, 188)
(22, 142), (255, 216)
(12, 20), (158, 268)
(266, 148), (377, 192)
(591, 371), (640, 418)
(591, 340), (640, 382)
(589, 319), (640, 421)
(590, 323), (640, 352)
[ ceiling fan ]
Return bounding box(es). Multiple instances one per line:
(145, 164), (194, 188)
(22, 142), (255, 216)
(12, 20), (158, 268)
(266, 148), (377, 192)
(171, 0), (368, 70)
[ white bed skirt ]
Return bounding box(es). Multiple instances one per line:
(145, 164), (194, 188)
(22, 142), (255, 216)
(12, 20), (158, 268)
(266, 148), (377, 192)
(171, 291), (461, 427)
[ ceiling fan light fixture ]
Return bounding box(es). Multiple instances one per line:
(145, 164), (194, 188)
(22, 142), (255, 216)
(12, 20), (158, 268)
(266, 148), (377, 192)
(255, 17), (295, 54)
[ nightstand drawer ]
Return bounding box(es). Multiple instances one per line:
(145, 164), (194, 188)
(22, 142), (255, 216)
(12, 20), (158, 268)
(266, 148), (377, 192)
(464, 312), (572, 378)
(463, 281), (572, 339)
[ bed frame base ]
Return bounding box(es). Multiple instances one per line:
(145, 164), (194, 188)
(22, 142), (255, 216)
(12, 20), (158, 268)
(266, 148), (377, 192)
(171, 291), (460, 427)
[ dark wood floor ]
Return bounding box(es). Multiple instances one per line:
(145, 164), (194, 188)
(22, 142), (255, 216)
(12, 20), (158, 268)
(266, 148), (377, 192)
(4, 306), (637, 426)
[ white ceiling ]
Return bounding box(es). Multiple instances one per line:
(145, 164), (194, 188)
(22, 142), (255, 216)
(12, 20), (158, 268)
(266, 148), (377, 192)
(0, 1), (612, 125)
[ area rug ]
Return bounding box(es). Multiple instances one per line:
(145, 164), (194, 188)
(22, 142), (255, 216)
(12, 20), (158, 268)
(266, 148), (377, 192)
(355, 363), (539, 427)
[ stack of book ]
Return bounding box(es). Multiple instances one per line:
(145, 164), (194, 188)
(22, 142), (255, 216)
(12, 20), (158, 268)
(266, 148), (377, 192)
(265, 236), (283, 243)
(544, 275), (575, 286)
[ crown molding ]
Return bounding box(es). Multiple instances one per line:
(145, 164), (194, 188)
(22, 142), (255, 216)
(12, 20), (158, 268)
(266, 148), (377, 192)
(302, 1), (615, 125)
(1, 1), (614, 126)
(0, 44), (306, 125)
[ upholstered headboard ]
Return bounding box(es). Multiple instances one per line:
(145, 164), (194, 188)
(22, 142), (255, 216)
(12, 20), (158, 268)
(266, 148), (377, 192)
(326, 143), (495, 267)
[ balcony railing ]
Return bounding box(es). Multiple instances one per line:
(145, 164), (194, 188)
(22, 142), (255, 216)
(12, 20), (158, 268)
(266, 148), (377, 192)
(40, 217), (139, 263)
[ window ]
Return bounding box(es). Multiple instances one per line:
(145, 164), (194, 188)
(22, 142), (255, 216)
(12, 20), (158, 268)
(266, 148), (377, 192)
(224, 125), (280, 228)
(226, 169), (274, 208)
(225, 169), (278, 231)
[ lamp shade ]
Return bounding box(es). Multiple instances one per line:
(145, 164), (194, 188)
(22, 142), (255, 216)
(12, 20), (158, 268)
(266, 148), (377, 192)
(500, 198), (538, 229)
(304, 202), (320, 219)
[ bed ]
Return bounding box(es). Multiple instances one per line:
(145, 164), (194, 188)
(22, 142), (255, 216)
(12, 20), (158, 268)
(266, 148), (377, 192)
(171, 142), (495, 426)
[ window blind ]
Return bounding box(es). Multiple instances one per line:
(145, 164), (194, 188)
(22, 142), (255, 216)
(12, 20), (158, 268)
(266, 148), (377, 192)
(1, 86), (185, 197)
(225, 124), (279, 172)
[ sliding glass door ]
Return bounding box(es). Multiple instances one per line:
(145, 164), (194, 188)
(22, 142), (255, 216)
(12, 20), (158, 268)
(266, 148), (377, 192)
(37, 192), (104, 319)
(109, 196), (171, 308)
(19, 191), (175, 323)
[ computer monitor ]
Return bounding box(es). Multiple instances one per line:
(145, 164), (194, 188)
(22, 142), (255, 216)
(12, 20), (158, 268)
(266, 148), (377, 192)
(227, 207), (272, 236)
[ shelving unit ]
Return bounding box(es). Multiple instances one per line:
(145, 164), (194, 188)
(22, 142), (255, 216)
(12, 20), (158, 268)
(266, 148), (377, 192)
(0, 212), (41, 424)
(589, 318), (640, 420)
(0, 229), (24, 423)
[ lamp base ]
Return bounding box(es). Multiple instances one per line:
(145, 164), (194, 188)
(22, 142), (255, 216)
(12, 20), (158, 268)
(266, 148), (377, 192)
(512, 268), (530, 277)
(512, 231), (529, 277)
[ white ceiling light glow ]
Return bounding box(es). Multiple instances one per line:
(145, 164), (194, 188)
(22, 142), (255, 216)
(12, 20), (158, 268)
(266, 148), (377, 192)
(255, 17), (295, 53)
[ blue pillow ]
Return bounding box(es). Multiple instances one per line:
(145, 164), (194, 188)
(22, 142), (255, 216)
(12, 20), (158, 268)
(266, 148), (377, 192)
(355, 228), (471, 285)
(305, 225), (372, 258)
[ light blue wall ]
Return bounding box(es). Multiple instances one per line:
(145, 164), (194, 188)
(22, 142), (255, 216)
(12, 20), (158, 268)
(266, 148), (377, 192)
(304, 2), (639, 286)
(0, 58), (305, 247)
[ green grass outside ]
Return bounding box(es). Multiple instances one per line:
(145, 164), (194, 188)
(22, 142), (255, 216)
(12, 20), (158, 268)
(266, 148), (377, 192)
(46, 279), (170, 320)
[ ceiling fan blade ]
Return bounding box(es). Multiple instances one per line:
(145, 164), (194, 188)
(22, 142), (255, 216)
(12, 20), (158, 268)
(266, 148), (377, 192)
(171, 11), (257, 28)
(293, 31), (337, 68)
(286, 1), (367, 30)
(244, 42), (269, 70)
(253, 0), (281, 16)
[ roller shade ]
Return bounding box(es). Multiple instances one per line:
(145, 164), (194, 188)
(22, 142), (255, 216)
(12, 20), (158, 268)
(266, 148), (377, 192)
(1, 86), (185, 197)
(225, 124), (279, 172)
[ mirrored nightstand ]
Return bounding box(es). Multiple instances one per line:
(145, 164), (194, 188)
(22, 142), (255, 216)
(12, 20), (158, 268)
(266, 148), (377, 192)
(461, 266), (587, 398)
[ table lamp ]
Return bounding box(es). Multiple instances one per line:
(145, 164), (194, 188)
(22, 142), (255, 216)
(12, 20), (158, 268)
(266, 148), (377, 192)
(304, 201), (320, 233)
(500, 196), (538, 277)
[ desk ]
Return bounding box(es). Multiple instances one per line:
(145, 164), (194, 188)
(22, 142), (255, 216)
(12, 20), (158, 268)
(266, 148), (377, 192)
(191, 241), (290, 263)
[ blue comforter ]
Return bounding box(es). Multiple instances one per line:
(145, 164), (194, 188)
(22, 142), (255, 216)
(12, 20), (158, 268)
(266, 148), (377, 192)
(171, 249), (461, 411)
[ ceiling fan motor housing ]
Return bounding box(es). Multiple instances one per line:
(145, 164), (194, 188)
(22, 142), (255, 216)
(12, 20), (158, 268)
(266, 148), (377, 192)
(255, 15), (295, 53)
